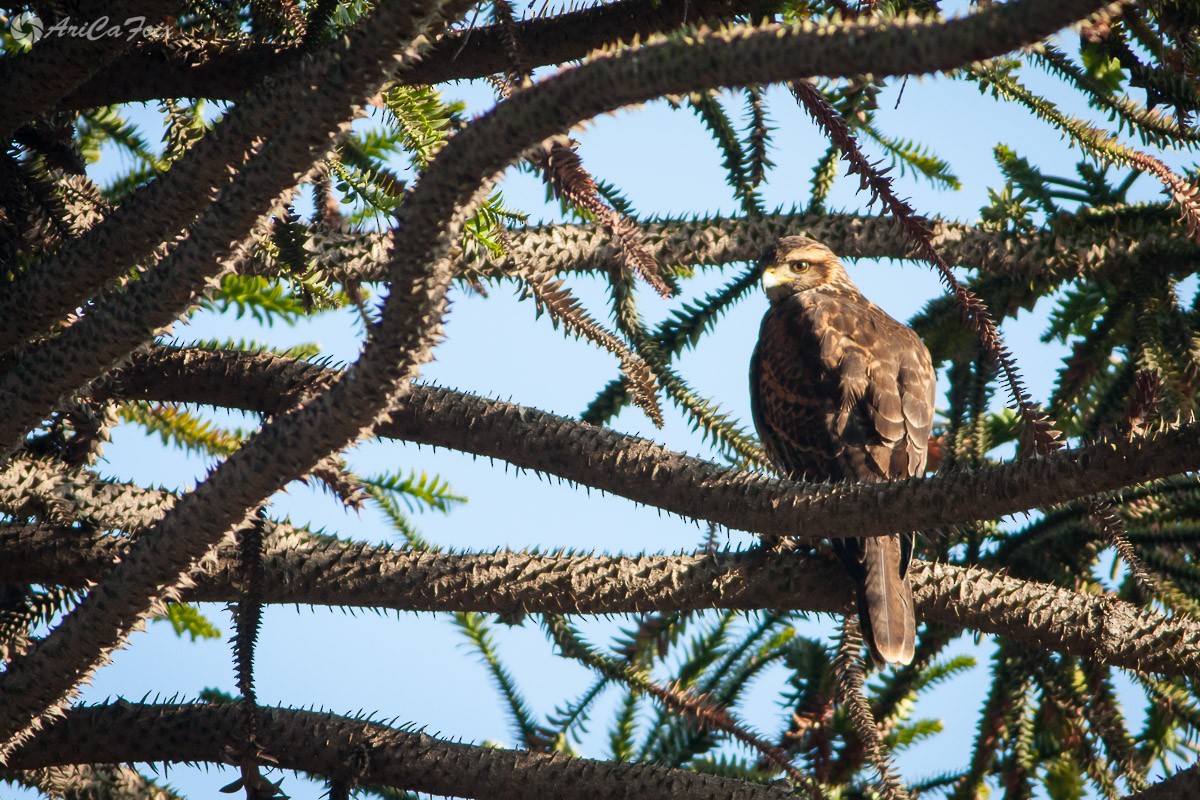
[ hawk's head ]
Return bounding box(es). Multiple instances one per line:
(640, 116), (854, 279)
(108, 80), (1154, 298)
(761, 235), (857, 302)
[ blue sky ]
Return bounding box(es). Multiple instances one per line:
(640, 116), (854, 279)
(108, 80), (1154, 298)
(10, 9), (1194, 800)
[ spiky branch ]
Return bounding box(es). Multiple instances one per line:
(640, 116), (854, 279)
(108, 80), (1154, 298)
(7, 522), (1200, 678)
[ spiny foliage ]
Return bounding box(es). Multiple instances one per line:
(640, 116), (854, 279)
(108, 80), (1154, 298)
(5, 1), (1200, 800)
(157, 602), (222, 642)
(359, 469), (466, 514)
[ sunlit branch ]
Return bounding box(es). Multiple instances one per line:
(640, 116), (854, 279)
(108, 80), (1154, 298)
(279, 211), (1189, 284)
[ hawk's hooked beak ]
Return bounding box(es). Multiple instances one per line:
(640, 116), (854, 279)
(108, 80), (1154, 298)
(761, 266), (792, 303)
(761, 267), (782, 291)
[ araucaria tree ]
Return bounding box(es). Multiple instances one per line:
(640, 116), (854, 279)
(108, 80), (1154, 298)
(4, 0), (1200, 798)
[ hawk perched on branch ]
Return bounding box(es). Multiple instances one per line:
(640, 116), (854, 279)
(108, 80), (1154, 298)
(749, 235), (935, 666)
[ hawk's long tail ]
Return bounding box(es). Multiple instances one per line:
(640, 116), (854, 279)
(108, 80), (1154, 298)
(836, 534), (915, 667)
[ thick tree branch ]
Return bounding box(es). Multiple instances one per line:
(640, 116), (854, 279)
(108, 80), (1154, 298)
(112, 347), (1200, 542)
(8, 703), (794, 800)
(387, 391), (1200, 541)
(269, 210), (1192, 286)
(58, 0), (759, 108)
(7, 522), (1200, 678)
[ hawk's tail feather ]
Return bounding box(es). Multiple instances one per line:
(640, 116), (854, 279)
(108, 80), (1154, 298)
(856, 534), (915, 668)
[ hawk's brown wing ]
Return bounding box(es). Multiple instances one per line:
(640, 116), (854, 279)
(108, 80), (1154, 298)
(750, 295), (846, 481)
(750, 291), (935, 665)
(750, 292), (934, 483)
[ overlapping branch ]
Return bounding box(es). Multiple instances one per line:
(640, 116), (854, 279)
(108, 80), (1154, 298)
(0, 4), (403, 352)
(0, 0), (497, 455)
(7, 703), (793, 800)
(0, 0), (490, 364)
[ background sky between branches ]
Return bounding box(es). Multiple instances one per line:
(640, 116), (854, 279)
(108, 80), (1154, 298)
(16, 5), (1195, 798)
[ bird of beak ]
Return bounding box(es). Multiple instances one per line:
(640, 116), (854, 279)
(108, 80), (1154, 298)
(761, 265), (799, 302)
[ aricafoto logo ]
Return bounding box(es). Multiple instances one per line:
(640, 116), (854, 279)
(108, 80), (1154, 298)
(9, 10), (44, 45)
(6, 13), (163, 46)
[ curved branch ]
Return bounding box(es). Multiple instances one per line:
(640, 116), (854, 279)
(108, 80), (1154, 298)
(8, 523), (1200, 677)
(59, 0), (758, 108)
(9, 703), (793, 800)
(0, 0), (474, 359)
(389, 392), (1200, 540)
(113, 347), (1200, 542)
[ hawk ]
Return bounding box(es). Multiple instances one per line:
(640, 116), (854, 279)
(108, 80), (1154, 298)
(749, 235), (935, 666)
